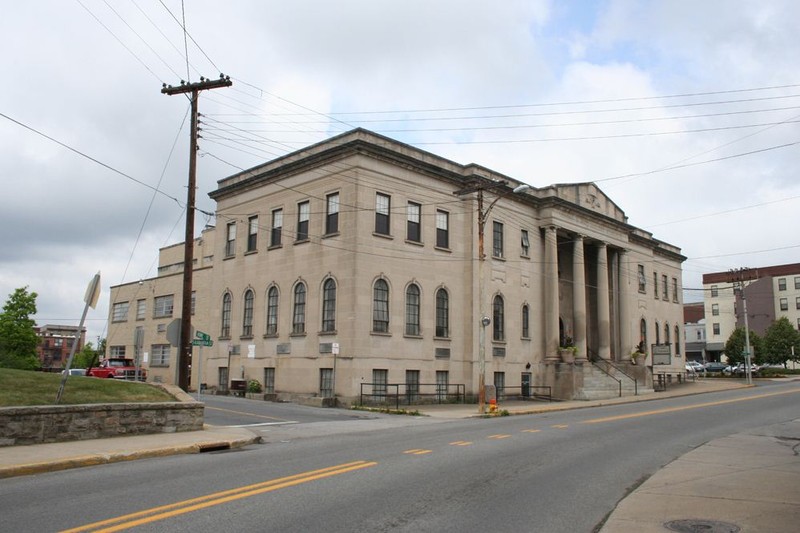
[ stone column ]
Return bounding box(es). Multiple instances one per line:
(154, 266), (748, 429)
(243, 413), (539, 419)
(544, 226), (560, 362)
(618, 249), (632, 361)
(573, 235), (587, 362)
(597, 243), (611, 360)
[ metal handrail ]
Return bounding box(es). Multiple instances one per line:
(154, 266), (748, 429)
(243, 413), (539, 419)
(359, 382), (466, 409)
(588, 349), (638, 396)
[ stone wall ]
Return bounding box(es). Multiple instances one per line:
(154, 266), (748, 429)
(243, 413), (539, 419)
(0, 385), (203, 447)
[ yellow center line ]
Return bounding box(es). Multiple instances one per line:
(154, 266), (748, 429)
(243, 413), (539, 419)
(204, 405), (289, 422)
(61, 461), (376, 533)
(551, 424), (569, 429)
(488, 434), (511, 439)
(403, 449), (432, 455)
(522, 429), (541, 433)
(450, 441), (472, 446)
(582, 387), (800, 424)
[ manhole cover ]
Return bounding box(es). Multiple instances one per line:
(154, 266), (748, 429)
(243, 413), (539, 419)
(664, 519), (740, 533)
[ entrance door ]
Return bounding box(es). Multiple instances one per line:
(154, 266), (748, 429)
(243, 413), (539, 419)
(521, 372), (531, 397)
(218, 367), (229, 392)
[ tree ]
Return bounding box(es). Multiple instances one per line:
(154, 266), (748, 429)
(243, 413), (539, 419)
(724, 327), (763, 366)
(72, 338), (105, 369)
(762, 317), (800, 367)
(0, 287), (40, 369)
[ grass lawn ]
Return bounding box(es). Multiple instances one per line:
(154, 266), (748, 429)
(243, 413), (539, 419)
(0, 368), (176, 407)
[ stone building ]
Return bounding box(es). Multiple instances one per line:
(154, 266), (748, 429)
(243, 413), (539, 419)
(108, 129), (685, 403)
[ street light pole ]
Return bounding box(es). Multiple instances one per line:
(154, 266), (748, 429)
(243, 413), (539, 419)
(460, 182), (530, 414)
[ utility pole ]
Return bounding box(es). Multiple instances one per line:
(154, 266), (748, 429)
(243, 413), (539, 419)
(162, 75), (232, 392)
(730, 268), (754, 385)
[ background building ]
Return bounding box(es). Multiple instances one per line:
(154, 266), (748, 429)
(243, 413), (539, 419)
(703, 263), (800, 360)
(35, 324), (86, 370)
(108, 129), (686, 402)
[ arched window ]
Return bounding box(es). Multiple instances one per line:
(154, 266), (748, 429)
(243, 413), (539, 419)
(492, 295), (505, 341)
(322, 278), (337, 332)
(655, 321), (660, 345)
(639, 318), (647, 351)
(521, 304), (530, 338)
(674, 325), (681, 355)
(292, 283), (306, 334)
(664, 323), (670, 347)
(405, 284), (420, 336)
(221, 293), (232, 338)
(242, 289), (254, 337)
(266, 286), (279, 335)
(373, 279), (389, 333)
(436, 288), (449, 338)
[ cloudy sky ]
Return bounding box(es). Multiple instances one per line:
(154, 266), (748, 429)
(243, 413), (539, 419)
(2, 0), (799, 344)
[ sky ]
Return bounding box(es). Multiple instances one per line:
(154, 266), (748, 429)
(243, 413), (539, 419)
(2, 0), (799, 344)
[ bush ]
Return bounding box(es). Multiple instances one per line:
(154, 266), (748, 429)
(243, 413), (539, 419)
(247, 379), (262, 393)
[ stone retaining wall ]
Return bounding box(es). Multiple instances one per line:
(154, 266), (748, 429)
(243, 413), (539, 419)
(0, 385), (203, 447)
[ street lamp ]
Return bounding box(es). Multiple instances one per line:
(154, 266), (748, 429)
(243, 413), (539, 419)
(460, 181), (531, 414)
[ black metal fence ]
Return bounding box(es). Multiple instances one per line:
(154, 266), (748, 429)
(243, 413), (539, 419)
(359, 382), (466, 409)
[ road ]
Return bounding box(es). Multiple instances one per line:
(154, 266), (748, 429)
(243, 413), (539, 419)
(2, 381), (798, 533)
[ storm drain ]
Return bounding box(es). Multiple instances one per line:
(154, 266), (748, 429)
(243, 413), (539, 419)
(198, 443), (231, 453)
(664, 519), (740, 533)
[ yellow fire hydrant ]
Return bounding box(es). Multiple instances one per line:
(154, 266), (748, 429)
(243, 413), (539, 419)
(489, 398), (498, 414)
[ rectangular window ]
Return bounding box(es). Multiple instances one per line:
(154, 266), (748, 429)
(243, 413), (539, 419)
(521, 230), (530, 257)
(320, 368), (334, 398)
(436, 210), (449, 249)
(436, 370), (449, 401)
(780, 298), (788, 311)
(662, 275), (668, 301)
(654, 273), (659, 299)
(112, 302), (129, 322)
(109, 345), (126, 357)
(405, 370), (420, 402)
(136, 299), (146, 320)
(712, 303), (719, 316)
(247, 215), (258, 252)
(270, 209), (283, 247)
(712, 323), (720, 335)
(406, 202), (421, 242)
(778, 278), (787, 291)
(151, 344), (170, 367)
(672, 278), (679, 303)
(325, 193), (339, 234)
(711, 285), (718, 297)
(372, 369), (388, 401)
(225, 222), (236, 257)
(796, 297), (800, 310)
(795, 277), (800, 290)
(492, 221), (504, 258)
(494, 372), (505, 400)
(638, 265), (646, 293)
(296, 201), (310, 241)
(263, 367), (275, 394)
(153, 294), (174, 318)
(375, 193), (390, 235)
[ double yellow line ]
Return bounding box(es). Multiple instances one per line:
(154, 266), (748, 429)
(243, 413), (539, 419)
(62, 461), (377, 533)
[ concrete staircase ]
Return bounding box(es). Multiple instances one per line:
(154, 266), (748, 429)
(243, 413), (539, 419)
(575, 362), (650, 400)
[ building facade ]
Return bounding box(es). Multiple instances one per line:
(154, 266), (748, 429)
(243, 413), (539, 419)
(108, 129), (686, 402)
(703, 263), (800, 360)
(35, 324), (86, 370)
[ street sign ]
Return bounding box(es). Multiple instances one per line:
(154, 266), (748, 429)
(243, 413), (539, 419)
(195, 330), (211, 341)
(192, 339), (213, 347)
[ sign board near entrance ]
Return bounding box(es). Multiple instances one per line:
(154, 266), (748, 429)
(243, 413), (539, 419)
(651, 344), (672, 365)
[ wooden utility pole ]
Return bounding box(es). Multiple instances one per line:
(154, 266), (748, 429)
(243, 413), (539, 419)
(162, 75), (232, 392)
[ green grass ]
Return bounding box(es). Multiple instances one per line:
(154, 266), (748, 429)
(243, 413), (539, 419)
(0, 369), (176, 407)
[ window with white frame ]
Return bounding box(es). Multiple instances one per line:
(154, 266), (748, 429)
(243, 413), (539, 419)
(406, 202), (421, 243)
(266, 286), (279, 335)
(325, 193), (339, 235)
(270, 209), (283, 247)
(780, 298), (788, 311)
(375, 193), (390, 235)
(221, 293), (232, 338)
(292, 283), (306, 334)
(778, 278), (787, 291)
(796, 297), (800, 310)
(795, 277), (800, 290)
(242, 289), (254, 337)
(436, 288), (449, 338)
(405, 284), (420, 336)
(109, 345), (126, 357)
(225, 222), (236, 257)
(247, 215), (258, 252)
(436, 210), (449, 249)
(321, 278), (336, 332)
(712, 303), (719, 316)
(713, 323), (720, 335)
(153, 294), (174, 318)
(373, 279), (390, 333)
(711, 285), (718, 297)
(112, 301), (129, 322)
(521, 229), (530, 257)
(150, 344), (170, 367)
(296, 201), (310, 241)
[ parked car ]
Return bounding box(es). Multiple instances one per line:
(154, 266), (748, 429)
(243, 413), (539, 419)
(61, 368), (87, 376)
(732, 363), (760, 377)
(685, 361), (705, 373)
(703, 362), (728, 373)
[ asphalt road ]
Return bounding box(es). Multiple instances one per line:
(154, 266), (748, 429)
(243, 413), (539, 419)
(3, 381), (798, 533)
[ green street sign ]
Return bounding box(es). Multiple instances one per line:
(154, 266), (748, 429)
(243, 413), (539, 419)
(192, 339), (213, 347)
(195, 331), (211, 342)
